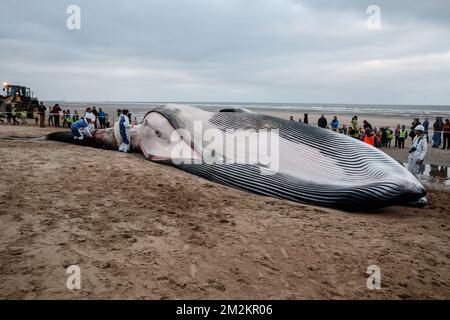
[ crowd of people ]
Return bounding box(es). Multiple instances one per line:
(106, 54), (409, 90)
(44, 104), (111, 129)
(0, 103), (113, 129)
(2, 105), (449, 166)
(288, 113), (450, 151)
(290, 113), (450, 177)
(70, 108), (133, 153)
(1, 103), (136, 153)
(0, 103), (43, 126)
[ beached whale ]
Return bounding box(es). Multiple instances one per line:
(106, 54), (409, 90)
(45, 104), (426, 210)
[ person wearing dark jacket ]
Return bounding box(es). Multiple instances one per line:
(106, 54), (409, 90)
(432, 117), (444, 148)
(303, 114), (309, 124)
(37, 102), (47, 128)
(363, 120), (373, 131)
(409, 118), (421, 142)
(443, 119), (450, 150)
(380, 127), (388, 147)
(423, 117), (429, 142)
(394, 124), (400, 148)
(98, 108), (106, 129)
(51, 104), (62, 127)
(5, 105), (11, 124)
(317, 114), (327, 128)
(92, 106), (99, 129)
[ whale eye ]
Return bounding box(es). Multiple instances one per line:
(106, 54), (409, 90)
(155, 130), (162, 137)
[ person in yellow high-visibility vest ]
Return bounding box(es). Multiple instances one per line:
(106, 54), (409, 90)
(33, 107), (39, 125)
(65, 111), (73, 127)
(20, 110), (27, 124)
(11, 106), (19, 125)
(386, 126), (394, 148)
(398, 125), (408, 149)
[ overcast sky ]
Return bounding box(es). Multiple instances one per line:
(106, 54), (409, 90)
(1, 0), (449, 104)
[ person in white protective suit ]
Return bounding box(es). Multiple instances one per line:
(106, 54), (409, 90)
(115, 109), (131, 153)
(84, 107), (96, 132)
(407, 125), (427, 177)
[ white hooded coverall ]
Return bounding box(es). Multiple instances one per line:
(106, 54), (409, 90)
(407, 135), (427, 177)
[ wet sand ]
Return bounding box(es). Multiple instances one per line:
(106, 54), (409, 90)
(0, 122), (449, 299)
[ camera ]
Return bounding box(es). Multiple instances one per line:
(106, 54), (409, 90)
(409, 147), (417, 154)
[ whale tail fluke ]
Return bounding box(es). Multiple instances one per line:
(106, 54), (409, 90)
(46, 131), (113, 149)
(46, 132), (74, 143)
(0, 135), (48, 141)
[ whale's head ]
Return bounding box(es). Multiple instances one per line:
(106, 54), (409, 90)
(139, 105), (203, 162)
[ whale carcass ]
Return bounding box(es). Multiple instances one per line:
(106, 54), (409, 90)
(46, 104), (426, 210)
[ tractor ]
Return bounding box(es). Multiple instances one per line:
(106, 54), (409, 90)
(0, 82), (40, 122)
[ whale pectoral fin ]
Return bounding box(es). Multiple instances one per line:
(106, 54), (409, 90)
(407, 197), (428, 208)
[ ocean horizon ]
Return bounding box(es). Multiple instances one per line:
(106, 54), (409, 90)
(44, 101), (450, 119)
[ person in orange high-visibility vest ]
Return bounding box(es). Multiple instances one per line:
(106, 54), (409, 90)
(364, 128), (375, 146)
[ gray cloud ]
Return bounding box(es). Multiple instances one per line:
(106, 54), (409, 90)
(0, 0), (449, 104)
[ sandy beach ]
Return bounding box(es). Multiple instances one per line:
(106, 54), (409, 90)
(3, 0), (450, 304)
(0, 116), (449, 299)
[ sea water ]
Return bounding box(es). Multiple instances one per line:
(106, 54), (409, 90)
(402, 163), (450, 189)
(45, 101), (450, 124)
